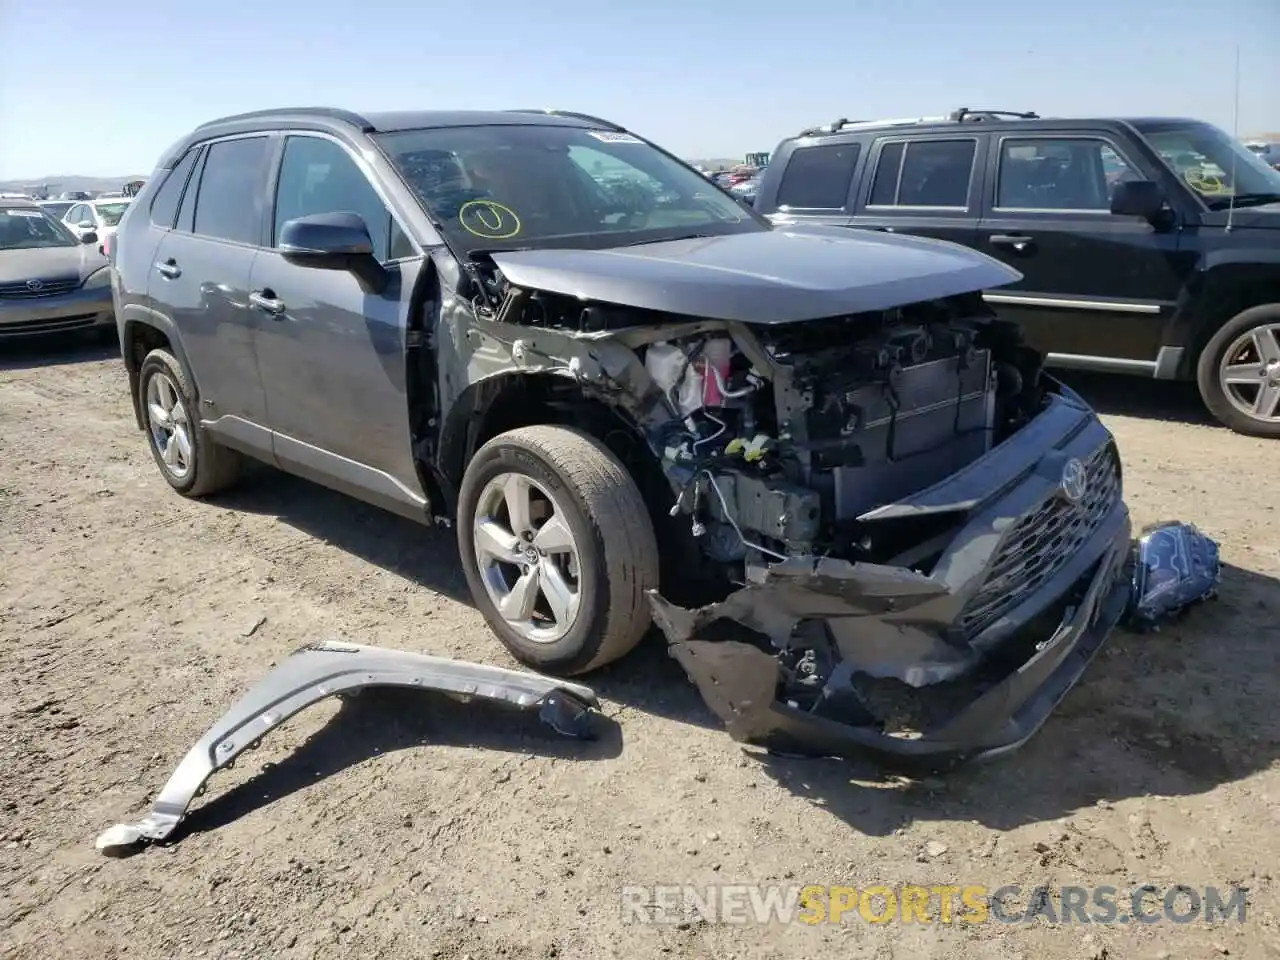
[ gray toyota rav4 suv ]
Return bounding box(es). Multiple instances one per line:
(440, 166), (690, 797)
(111, 107), (1132, 765)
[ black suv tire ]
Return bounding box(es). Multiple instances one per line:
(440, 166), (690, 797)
(138, 348), (242, 496)
(1196, 303), (1280, 438)
(457, 425), (660, 676)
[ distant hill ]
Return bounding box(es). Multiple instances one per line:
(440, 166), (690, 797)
(0, 175), (147, 197)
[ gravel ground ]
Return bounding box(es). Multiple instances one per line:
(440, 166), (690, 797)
(1, 336), (1278, 960)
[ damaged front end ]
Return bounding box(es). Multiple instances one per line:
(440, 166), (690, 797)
(447, 231), (1134, 766)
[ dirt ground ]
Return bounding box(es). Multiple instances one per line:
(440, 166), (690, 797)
(1, 336), (1278, 960)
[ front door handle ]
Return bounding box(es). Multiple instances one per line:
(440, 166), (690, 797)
(989, 234), (1034, 253)
(155, 259), (181, 279)
(249, 291), (286, 315)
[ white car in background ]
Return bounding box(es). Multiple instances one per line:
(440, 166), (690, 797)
(63, 197), (132, 253)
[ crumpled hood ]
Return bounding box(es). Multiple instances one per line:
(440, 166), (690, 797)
(0, 244), (107, 284)
(489, 225), (1022, 323)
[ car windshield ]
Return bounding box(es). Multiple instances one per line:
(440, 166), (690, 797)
(0, 207), (77, 250)
(373, 124), (765, 255)
(93, 200), (131, 226)
(1134, 121), (1280, 206)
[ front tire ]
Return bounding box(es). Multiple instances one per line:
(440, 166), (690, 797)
(138, 348), (242, 496)
(1196, 303), (1280, 438)
(457, 425), (660, 676)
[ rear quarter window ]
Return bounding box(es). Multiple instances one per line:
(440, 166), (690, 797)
(775, 143), (861, 209)
(149, 149), (199, 228)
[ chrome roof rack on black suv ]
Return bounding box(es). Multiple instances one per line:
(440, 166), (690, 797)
(798, 107), (1039, 137)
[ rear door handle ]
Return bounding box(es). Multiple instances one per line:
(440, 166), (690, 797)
(249, 291), (286, 315)
(155, 259), (181, 279)
(989, 234), (1034, 252)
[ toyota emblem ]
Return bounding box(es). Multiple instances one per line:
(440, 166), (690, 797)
(25, 279), (43, 292)
(1060, 458), (1087, 504)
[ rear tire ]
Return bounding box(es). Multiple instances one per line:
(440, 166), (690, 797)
(457, 425), (660, 676)
(138, 348), (242, 496)
(1196, 304), (1280, 438)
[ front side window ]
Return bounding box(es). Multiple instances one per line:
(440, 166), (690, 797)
(66, 204), (89, 226)
(373, 124), (765, 255)
(272, 136), (412, 262)
(0, 207), (77, 249)
(191, 136), (270, 245)
(776, 143), (861, 209)
(996, 138), (1138, 210)
(869, 139), (976, 208)
(1133, 121), (1280, 206)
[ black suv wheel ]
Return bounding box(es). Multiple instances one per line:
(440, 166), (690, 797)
(1197, 304), (1280, 438)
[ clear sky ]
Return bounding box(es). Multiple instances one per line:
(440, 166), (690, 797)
(1, 0), (1277, 180)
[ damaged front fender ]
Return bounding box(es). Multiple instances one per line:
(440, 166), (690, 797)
(95, 642), (599, 852)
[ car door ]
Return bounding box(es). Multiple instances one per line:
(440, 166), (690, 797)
(65, 204), (91, 238)
(250, 132), (428, 519)
(976, 133), (1191, 370)
(147, 134), (273, 449)
(849, 134), (985, 249)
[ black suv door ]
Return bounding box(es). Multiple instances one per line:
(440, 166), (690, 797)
(849, 134), (986, 250)
(976, 132), (1191, 370)
(250, 133), (428, 518)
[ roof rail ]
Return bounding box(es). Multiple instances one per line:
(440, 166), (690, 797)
(506, 108), (625, 131)
(194, 107), (375, 132)
(949, 107), (1039, 122)
(798, 115), (949, 137)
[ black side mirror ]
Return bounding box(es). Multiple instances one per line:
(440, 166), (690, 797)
(278, 212), (387, 293)
(80, 230), (98, 245)
(1110, 180), (1166, 219)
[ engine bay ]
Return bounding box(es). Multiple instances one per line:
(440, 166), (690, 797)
(632, 299), (1048, 571)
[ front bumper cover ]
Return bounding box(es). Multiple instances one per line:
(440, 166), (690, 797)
(95, 642), (599, 852)
(649, 506), (1132, 769)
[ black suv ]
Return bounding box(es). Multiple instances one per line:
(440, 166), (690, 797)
(110, 107), (1133, 763)
(755, 108), (1280, 437)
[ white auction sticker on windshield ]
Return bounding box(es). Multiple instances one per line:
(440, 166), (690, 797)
(588, 131), (642, 144)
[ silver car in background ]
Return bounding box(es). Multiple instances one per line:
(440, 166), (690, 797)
(0, 201), (115, 339)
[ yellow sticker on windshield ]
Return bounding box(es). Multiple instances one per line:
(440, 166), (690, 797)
(459, 200), (522, 240)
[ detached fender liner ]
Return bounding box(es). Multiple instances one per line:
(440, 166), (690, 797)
(650, 509), (1133, 769)
(95, 642), (599, 852)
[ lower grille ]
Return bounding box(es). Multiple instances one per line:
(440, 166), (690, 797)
(959, 442), (1121, 636)
(0, 277), (80, 299)
(0, 313), (101, 335)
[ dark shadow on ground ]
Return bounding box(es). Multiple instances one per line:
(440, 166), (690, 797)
(208, 470), (724, 731)
(0, 329), (118, 371)
(1056, 370), (1217, 428)
(745, 561), (1280, 833)
(170, 689), (622, 843)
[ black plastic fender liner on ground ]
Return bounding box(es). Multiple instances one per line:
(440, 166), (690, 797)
(94, 641), (600, 853)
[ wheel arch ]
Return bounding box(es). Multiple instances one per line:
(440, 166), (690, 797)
(1175, 253), (1280, 379)
(120, 308), (197, 430)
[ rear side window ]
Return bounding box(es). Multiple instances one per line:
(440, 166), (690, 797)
(191, 136), (270, 245)
(775, 143), (861, 208)
(149, 149), (199, 228)
(869, 139), (977, 208)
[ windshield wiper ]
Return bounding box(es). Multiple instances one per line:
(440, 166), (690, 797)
(1207, 192), (1280, 209)
(615, 233), (720, 248)
(467, 246), (532, 260)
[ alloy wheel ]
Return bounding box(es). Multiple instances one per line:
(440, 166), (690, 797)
(472, 473), (582, 644)
(146, 371), (194, 480)
(1218, 322), (1280, 424)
